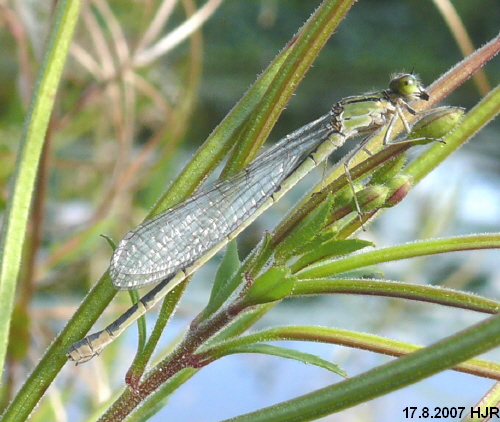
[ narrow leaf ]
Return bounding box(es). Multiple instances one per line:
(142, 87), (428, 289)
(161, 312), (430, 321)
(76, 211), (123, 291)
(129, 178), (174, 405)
(239, 267), (295, 307)
(202, 240), (241, 320)
(221, 343), (347, 378)
(292, 239), (373, 273)
(275, 193), (334, 263)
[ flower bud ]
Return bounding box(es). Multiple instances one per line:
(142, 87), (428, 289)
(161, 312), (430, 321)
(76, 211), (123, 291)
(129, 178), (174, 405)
(383, 175), (414, 207)
(370, 153), (407, 185)
(353, 185), (390, 212)
(410, 106), (465, 142)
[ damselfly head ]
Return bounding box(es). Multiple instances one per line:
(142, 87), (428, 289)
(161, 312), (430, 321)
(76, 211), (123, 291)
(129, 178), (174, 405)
(389, 73), (430, 102)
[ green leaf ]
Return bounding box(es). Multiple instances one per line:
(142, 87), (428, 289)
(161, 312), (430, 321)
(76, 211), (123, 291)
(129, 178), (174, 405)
(0, 0), (84, 377)
(200, 240), (241, 321)
(337, 266), (385, 279)
(204, 325), (500, 379)
(296, 234), (500, 280)
(217, 343), (347, 378)
(369, 153), (407, 185)
(7, 305), (30, 361)
(127, 289), (147, 357)
(292, 239), (373, 273)
(275, 193), (334, 263)
(100, 234), (117, 251)
(239, 267), (296, 307)
(291, 278), (500, 315)
(224, 314), (500, 422)
(126, 281), (188, 383)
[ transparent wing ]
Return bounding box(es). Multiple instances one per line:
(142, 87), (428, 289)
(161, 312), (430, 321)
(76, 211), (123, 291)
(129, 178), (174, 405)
(110, 113), (333, 289)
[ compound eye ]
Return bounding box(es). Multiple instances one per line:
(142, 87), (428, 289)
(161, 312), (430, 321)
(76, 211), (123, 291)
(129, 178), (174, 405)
(390, 74), (419, 96)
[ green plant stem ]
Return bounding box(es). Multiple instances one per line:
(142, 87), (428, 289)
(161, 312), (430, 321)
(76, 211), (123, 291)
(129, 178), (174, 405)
(137, 0), (358, 377)
(125, 282), (187, 386)
(293, 278), (500, 314)
(407, 81), (500, 183)
(463, 382), (500, 421)
(97, 0), (358, 419)
(296, 233), (500, 279)
(99, 306), (235, 421)
(201, 326), (500, 380)
(224, 314), (500, 422)
(121, 306), (277, 422)
(221, 0), (356, 177)
(0, 0), (82, 389)
(119, 33), (500, 420)
(6, 3), (342, 419)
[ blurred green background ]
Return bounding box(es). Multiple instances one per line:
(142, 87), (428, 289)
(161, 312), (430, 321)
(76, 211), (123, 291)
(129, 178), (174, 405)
(0, 1), (499, 421)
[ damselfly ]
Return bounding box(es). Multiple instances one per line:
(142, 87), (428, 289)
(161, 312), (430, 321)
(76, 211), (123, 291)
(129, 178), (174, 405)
(68, 73), (430, 364)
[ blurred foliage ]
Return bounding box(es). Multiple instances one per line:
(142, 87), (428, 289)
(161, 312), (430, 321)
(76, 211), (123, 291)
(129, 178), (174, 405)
(0, 0), (497, 332)
(0, 0), (499, 420)
(1, 1), (498, 208)
(197, 0), (499, 128)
